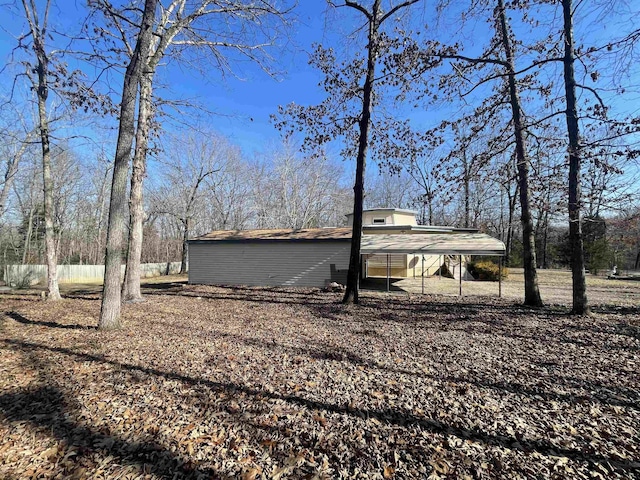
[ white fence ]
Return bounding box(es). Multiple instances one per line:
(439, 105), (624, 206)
(3, 262), (183, 286)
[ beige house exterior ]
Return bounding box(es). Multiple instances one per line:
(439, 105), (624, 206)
(188, 208), (504, 288)
(350, 208), (477, 278)
(346, 208), (418, 228)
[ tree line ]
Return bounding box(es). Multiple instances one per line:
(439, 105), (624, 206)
(0, 132), (353, 269)
(1, 0), (639, 327)
(274, 0), (640, 312)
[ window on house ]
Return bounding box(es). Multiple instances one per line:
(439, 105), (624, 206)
(372, 218), (386, 224)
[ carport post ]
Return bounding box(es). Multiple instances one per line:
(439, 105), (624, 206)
(459, 255), (462, 296)
(386, 254), (390, 292)
(499, 257), (503, 298)
(421, 254), (425, 295)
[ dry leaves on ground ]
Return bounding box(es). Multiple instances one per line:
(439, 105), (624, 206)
(1, 281), (639, 479)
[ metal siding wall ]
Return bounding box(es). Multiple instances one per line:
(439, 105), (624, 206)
(188, 241), (350, 287)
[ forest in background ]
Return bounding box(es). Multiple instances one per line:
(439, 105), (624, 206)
(3, 120), (638, 275)
(1, 0), (639, 291)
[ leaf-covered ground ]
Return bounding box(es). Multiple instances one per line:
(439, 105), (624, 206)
(1, 280), (639, 479)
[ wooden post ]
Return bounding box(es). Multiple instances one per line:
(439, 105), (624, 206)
(421, 254), (425, 295)
(499, 257), (503, 298)
(386, 254), (390, 292)
(459, 255), (462, 296)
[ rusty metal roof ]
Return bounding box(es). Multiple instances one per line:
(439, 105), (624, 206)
(191, 227), (352, 242)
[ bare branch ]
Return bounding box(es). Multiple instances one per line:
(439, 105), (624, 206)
(575, 83), (607, 110)
(379, 0), (420, 24)
(342, 1), (372, 21)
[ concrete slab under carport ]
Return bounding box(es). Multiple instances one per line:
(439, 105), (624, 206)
(363, 275), (504, 298)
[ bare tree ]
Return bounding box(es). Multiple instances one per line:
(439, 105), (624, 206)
(11, 152), (42, 265)
(260, 138), (346, 229)
(89, 0), (295, 301)
(0, 110), (36, 221)
(340, 0), (420, 304)
(275, 0), (422, 304)
(365, 167), (413, 212)
(399, 0), (544, 305)
(561, 0), (589, 314)
(554, 1), (640, 312)
(19, 0), (62, 300)
(495, 0), (542, 306)
(8, 0), (110, 298)
(202, 147), (253, 231)
(99, 0), (158, 330)
(149, 133), (222, 273)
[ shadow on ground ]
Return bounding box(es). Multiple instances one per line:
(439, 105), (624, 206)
(2, 336), (639, 477)
(7, 311), (95, 331)
(0, 384), (223, 479)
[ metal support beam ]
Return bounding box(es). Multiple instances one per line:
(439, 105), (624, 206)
(499, 257), (503, 298)
(421, 255), (425, 295)
(386, 254), (390, 292)
(459, 255), (462, 296)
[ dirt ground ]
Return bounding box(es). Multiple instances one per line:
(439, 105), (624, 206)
(0, 274), (639, 479)
(368, 268), (640, 307)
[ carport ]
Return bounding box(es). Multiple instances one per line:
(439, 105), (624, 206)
(360, 233), (507, 296)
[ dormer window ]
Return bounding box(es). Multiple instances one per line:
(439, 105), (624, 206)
(372, 218), (386, 224)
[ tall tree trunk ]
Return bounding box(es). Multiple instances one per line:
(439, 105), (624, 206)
(94, 163), (110, 265)
(497, 0), (542, 306)
(499, 187), (505, 241)
(462, 150), (470, 228)
(504, 170), (519, 266)
(22, 207), (34, 265)
(542, 186), (551, 268)
(20, 0), (60, 298)
(33, 41), (61, 300)
(534, 211), (543, 268)
(180, 218), (189, 274)
(561, 0), (589, 315)
(343, 0), (381, 305)
(99, 0), (157, 330)
(122, 72), (153, 301)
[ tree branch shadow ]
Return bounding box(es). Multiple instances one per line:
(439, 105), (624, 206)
(3, 338), (639, 476)
(0, 369), (228, 479)
(6, 311), (96, 330)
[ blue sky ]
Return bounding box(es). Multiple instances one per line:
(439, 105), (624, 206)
(0, 1), (334, 157)
(159, 2), (332, 157)
(1, 0), (638, 169)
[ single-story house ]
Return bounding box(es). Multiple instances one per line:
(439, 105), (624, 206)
(346, 208), (479, 278)
(188, 208), (506, 288)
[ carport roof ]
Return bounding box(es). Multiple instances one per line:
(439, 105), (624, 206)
(360, 233), (506, 256)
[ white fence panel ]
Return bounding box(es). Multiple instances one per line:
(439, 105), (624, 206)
(3, 262), (183, 286)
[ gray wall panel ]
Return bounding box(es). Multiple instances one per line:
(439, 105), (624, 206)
(188, 241), (350, 287)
